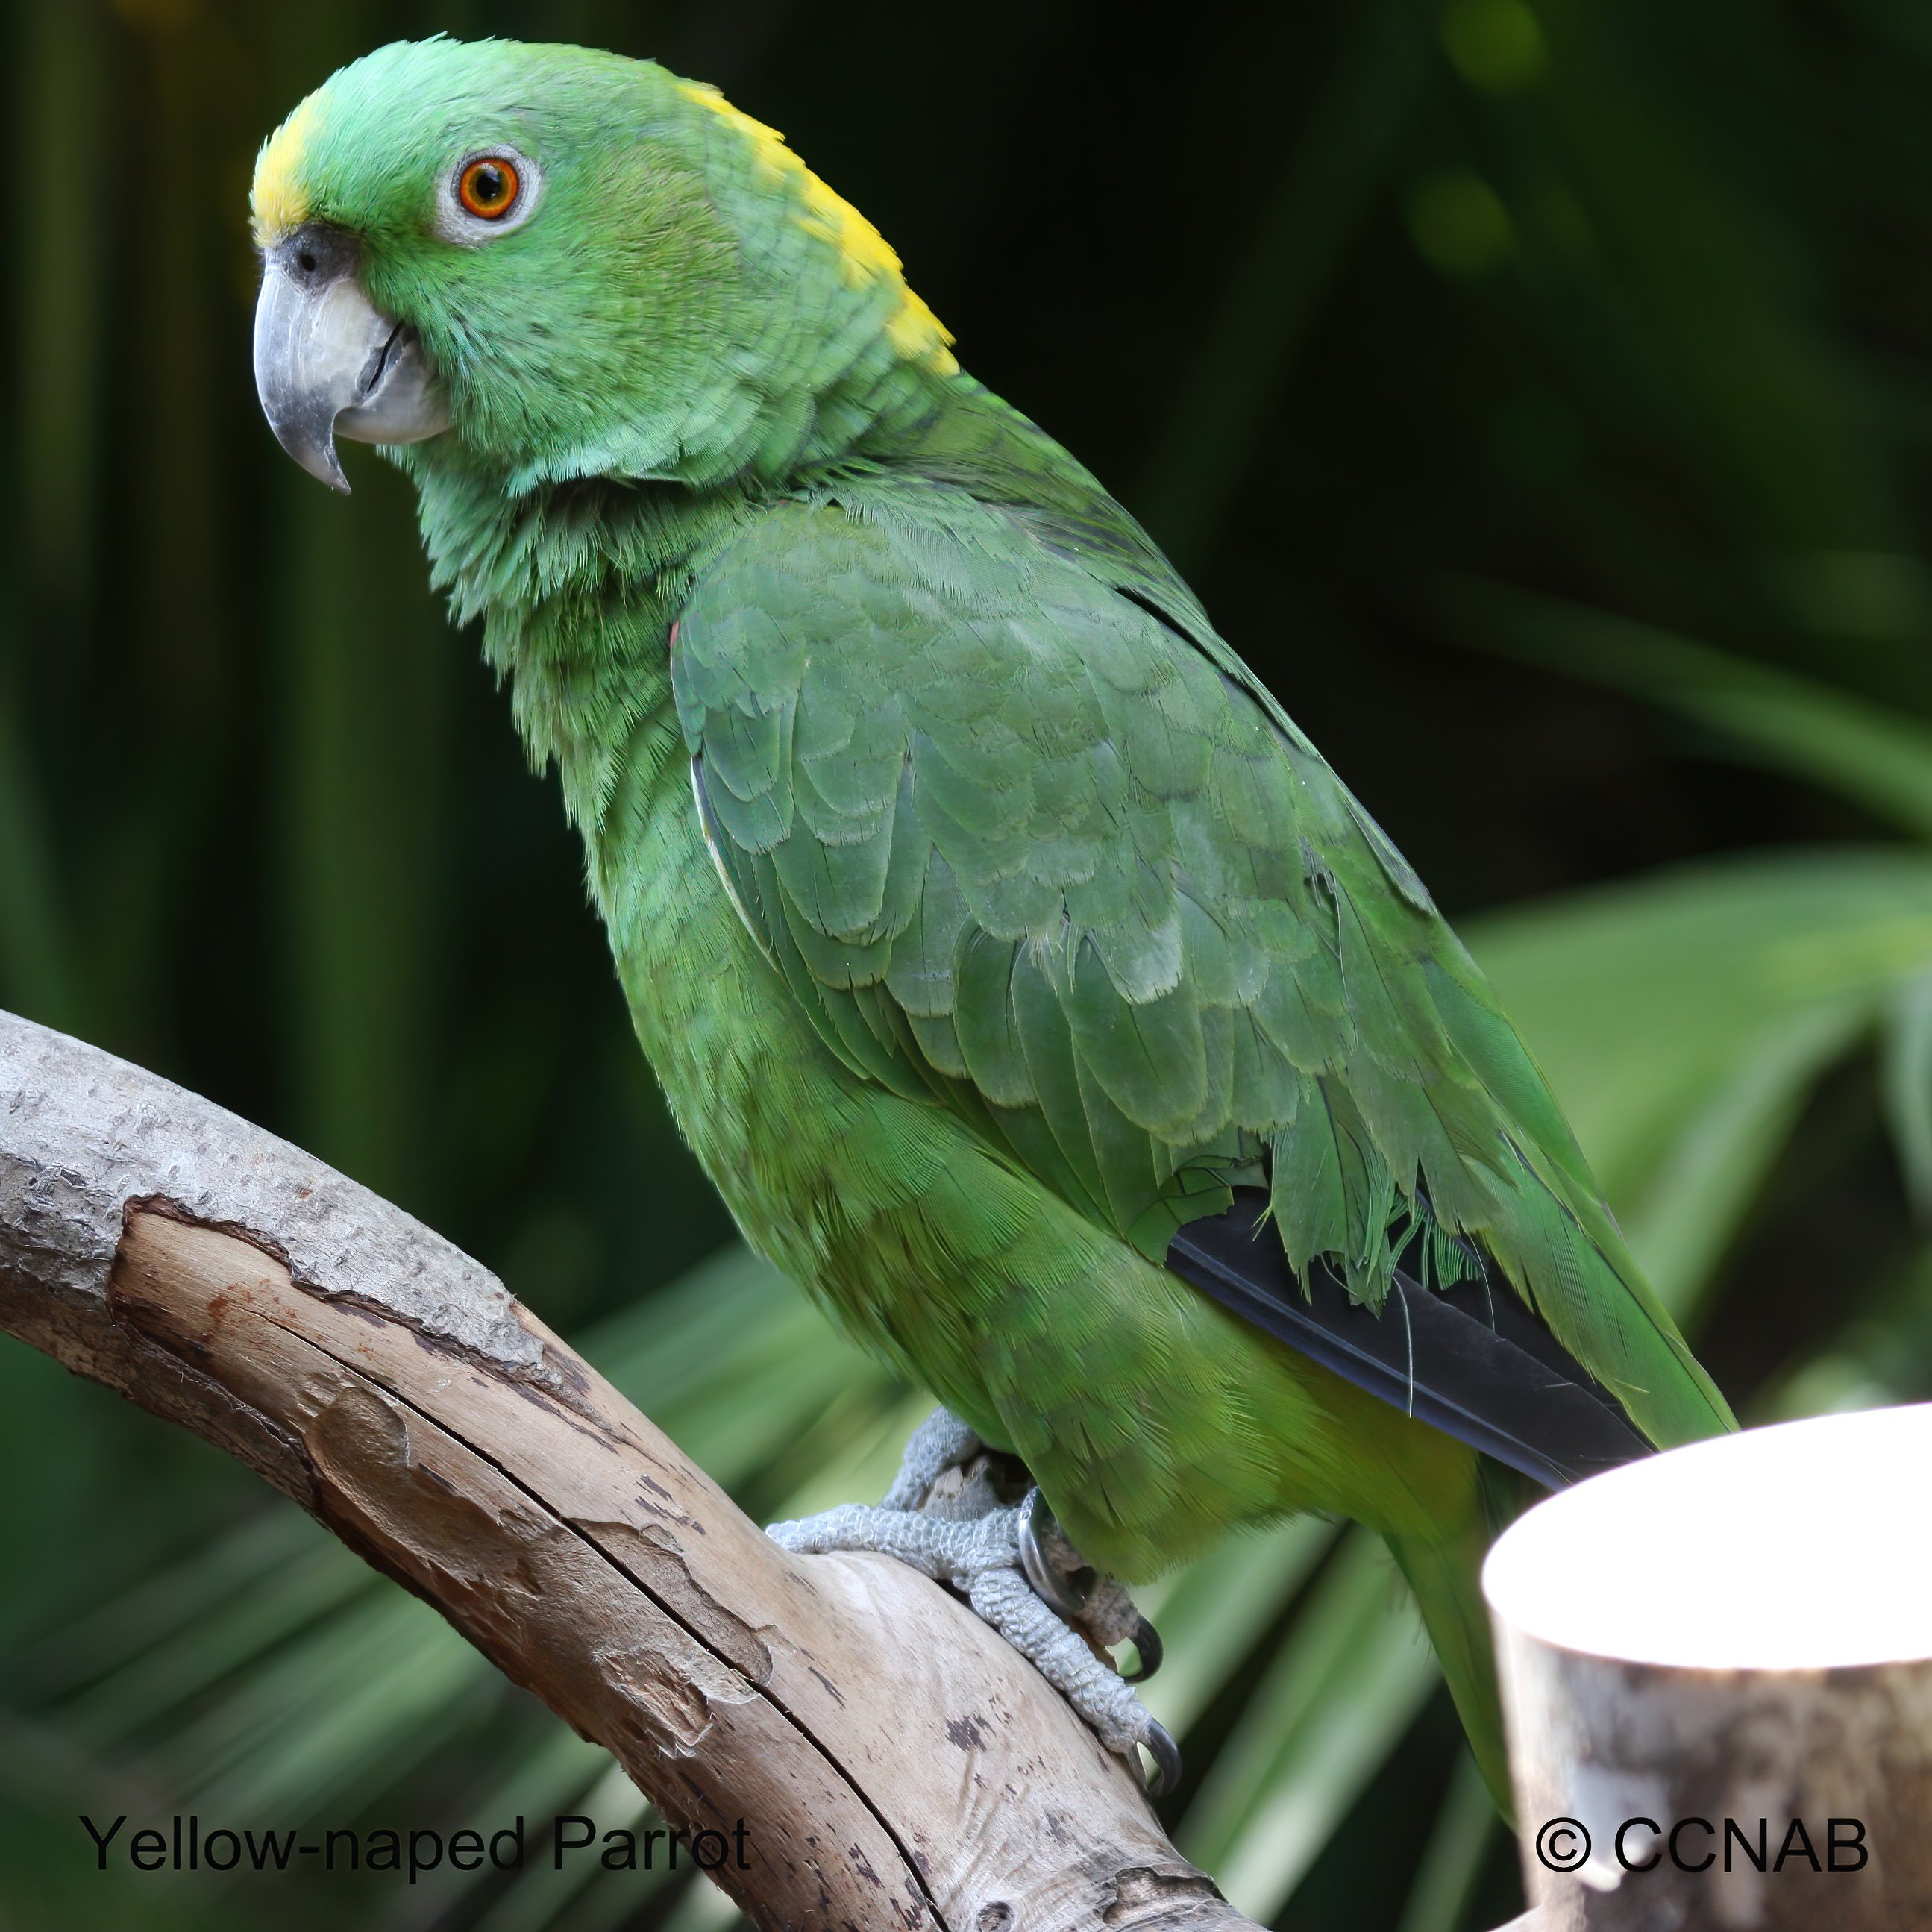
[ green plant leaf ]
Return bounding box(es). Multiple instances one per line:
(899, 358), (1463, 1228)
(1468, 849), (1932, 1305)
(1884, 973), (1932, 1217)
(1176, 1528), (1440, 1921)
(1441, 582), (1932, 838)
(1140, 1518), (1339, 1741)
(1393, 1751), (1499, 1932)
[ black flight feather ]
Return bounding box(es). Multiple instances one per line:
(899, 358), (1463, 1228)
(1166, 1190), (1652, 1490)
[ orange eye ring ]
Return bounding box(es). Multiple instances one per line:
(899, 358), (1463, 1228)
(458, 156), (521, 219)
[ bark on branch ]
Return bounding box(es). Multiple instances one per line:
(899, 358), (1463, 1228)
(0, 1009), (1259, 1931)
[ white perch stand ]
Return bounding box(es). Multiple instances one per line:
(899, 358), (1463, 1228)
(1483, 1403), (1932, 1930)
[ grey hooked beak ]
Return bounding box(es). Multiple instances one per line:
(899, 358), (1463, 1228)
(253, 223), (450, 492)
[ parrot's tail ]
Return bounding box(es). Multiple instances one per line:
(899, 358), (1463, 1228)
(1384, 1508), (1514, 1821)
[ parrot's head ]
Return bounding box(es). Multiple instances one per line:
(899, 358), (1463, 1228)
(250, 37), (956, 494)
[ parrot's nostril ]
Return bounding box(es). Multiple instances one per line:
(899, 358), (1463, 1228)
(276, 225), (357, 289)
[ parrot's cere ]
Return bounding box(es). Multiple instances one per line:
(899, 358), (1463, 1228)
(250, 37), (1734, 1803)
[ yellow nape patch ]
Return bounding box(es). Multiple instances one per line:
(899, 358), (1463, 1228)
(251, 93), (323, 248)
(676, 81), (958, 374)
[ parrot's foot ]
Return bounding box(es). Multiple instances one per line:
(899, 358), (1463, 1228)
(879, 1405), (987, 1512)
(768, 1411), (1178, 1794)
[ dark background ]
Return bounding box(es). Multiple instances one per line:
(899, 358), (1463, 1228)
(5, 1), (1932, 1927)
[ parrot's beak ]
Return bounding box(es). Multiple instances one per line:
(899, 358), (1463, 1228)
(253, 223), (450, 493)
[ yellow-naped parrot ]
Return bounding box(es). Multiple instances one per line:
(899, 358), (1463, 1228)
(249, 37), (1733, 1802)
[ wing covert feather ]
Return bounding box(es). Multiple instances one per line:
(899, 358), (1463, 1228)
(673, 489), (1731, 1446)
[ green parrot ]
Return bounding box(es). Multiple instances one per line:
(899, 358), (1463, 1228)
(249, 36), (1734, 1805)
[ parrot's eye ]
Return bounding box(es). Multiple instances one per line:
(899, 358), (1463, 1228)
(440, 145), (542, 244)
(458, 157), (520, 219)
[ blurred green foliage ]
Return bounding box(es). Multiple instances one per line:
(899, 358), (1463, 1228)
(3, 1), (1931, 1928)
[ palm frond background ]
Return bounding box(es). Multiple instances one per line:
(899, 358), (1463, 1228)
(4, 1), (1931, 1928)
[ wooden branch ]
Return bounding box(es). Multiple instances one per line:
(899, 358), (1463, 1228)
(0, 1009), (1258, 1932)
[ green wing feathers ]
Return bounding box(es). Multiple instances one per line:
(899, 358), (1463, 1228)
(672, 486), (1732, 1450)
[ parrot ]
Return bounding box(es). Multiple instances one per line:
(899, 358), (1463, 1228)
(248, 35), (1734, 1807)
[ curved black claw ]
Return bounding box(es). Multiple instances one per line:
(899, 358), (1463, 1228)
(1017, 1487), (1095, 1616)
(1141, 1719), (1183, 1798)
(1120, 1613), (1164, 1684)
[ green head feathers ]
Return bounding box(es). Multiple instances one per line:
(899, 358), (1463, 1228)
(251, 38), (956, 491)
